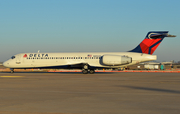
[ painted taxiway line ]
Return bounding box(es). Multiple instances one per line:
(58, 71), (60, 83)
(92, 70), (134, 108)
(0, 76), (25, 77)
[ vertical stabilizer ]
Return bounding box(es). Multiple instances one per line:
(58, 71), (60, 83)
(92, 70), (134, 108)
(129, 31), (176, 55)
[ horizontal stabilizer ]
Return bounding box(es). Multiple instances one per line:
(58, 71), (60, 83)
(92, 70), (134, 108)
(166, 34), (176, 37)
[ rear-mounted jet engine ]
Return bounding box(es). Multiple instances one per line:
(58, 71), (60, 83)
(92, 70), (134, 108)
(102, 55), (132, 66)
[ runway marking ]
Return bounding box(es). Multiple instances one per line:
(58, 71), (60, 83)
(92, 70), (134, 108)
(0, 76), (25, 77)
(48, 70), (180, 73)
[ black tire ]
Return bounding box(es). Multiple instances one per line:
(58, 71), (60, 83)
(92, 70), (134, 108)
(82, 69), (88, 74)
(11, 70), (14, 73)
(89, 69), (95, 74)
(84, 64), (88, 69)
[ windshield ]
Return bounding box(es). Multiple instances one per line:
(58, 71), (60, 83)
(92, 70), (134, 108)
(11, 56), (15, 59)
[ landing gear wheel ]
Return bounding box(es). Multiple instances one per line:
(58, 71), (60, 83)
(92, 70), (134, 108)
(89, 69), (95, 74)
(84, 64), (88, 69)
(82, 69), (88, 74)
(10, 70), (14, 73)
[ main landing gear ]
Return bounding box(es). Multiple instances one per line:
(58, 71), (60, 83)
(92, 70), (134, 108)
(89, 69), (95, 74)
(82, 69), (95, 74)
(82, 69), (88, 74)
(82, 64), (95, 74)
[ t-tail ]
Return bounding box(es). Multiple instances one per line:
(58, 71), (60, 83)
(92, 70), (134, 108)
(129, 31), (176, 55)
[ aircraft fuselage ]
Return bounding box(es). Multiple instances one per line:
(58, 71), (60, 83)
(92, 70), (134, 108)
(3, 52), (156, 69)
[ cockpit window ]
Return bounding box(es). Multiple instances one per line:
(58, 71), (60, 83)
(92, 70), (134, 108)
(11, 56), (15, 59)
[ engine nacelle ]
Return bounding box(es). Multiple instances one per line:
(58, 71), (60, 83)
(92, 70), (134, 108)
(102, 55), (132, 65)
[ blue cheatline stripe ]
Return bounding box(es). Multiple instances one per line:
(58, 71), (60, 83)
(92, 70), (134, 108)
(148, 39), (164, 54)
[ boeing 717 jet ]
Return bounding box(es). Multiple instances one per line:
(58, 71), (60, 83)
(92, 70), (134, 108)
(3, 31), (176, 74)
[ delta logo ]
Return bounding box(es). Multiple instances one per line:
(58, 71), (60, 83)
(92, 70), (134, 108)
(23, 54), (49, 58)
(23, 54), (27, 58)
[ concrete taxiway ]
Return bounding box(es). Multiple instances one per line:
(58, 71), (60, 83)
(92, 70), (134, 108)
(0, 72), (180, 114)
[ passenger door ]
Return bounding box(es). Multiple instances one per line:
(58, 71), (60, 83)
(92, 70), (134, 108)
(16, 55), (21, 64)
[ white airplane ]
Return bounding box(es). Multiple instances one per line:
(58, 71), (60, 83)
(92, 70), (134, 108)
(3, 31), (176, 74)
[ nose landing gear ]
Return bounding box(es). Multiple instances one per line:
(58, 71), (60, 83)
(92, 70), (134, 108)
(10, 69), (14, 73)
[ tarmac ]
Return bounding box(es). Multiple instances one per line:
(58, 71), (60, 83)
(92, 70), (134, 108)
(0, 72), (180, 114)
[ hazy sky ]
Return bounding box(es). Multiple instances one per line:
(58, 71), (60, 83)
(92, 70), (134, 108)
(1, 0), (180, 62)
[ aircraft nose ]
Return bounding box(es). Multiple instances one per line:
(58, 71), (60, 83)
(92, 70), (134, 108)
(3, 61), (9, 67)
